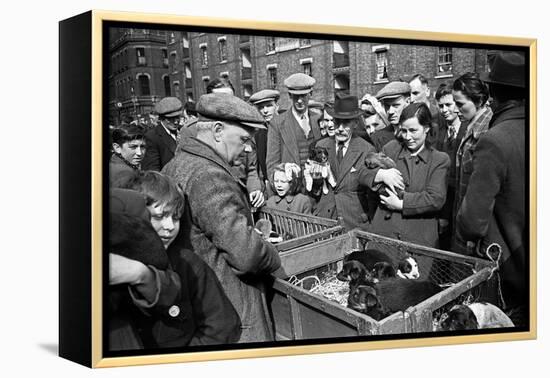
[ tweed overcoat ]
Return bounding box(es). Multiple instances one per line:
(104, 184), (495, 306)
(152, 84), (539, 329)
(456, 102), (526, 309)
(162, 137), (281, 342)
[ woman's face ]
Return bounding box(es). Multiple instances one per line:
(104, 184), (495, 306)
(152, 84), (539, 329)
(147, 202), (180, 249)
(273, 171), (291, 197)
(452, 90), (479, 122)
(399, 117), (429, 153)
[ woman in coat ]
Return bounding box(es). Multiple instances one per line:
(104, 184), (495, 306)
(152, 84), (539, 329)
(365, 103), (449, 277)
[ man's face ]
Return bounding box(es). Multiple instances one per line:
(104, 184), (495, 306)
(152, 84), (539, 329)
(384, 96), (410, 126)
(323, 110), (335, 136)
(364, 114), (382, 135)
(291, 92), (311, 114)
(409, 78), (430, 104)
(437, 94), (459, 123)
(217, 122), (255, 164)
(113, 139), (146, 166)
(161, 116), (181, 132)
(256, 100), (278, 122)
(147, 201), (180, 249)
(334, 119), (354, 144)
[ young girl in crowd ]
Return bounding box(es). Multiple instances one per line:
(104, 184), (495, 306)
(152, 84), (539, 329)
(265, 163), (312, 214)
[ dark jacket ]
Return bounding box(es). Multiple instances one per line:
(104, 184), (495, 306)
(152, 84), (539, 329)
(314, 137), (377, 230)
(162, 137), (282, 343)
(370, 125), (396, 152)
(109, 154), (139, 187)
(456, 101), (526, 309)
(255, 128), (268, 182)
(365, 139), (450, 248)
(266, 109), (322, 181)
(142, 124), (177, 171)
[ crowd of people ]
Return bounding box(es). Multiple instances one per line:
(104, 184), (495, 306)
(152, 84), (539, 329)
(107, 51), (527, 350)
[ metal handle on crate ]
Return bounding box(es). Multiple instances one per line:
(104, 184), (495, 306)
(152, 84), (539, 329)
(485, 243), (507, 310)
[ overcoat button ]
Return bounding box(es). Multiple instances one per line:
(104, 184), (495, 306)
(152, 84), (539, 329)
(168, 305), (180, 317)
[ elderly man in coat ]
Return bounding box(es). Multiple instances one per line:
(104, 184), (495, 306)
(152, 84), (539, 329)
(266, 73), (322, 185)
(313, 95), (377, 230)
(456, 52), (527, 326)
(162, 93), (282, 343)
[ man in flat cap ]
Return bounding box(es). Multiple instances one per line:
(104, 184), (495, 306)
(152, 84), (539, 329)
(249, 89), (280, 188)
(456, 51), (527, 327)
(162, 93), (282, 343)
(142, 97), (183, 171)
(370, 81), (411, 152)
(266, 73), (322, 189)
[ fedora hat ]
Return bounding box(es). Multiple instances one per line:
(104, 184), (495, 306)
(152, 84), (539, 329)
(480, 52), (525, 88)
(326, 95), (362, 119)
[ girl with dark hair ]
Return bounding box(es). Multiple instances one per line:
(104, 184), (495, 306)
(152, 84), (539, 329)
(452, 72), (493, 254)
(365, 102), (450, 256)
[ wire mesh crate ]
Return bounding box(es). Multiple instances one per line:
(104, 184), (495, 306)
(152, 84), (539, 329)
(269, 230), (498, 339)
(257, 207), (345, 252)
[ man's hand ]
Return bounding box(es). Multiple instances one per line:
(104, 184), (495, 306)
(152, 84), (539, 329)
(109, 253), (150, 286)
(250, 190), (265, 207)
(375, 168), (405, 193)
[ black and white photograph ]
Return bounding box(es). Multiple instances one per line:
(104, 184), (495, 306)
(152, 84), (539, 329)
(103, 18), (531, 359)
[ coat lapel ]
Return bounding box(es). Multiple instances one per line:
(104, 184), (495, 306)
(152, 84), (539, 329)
(336, 138), (363, 187)
(157, 124), (177, 154)
(279, 111), (301, 164)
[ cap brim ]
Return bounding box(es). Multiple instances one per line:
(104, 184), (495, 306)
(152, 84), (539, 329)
(377, 94), (404, 101)
(288, 88), (313, 95)
(326, 108), (363, 119)
(240, 121), (266, 130)
(251, 97), (277, 105)
(479, 72), (525, 88)
(163, 110), (183, 117)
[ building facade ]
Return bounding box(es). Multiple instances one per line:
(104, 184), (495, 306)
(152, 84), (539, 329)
(109, 27), (498, 122)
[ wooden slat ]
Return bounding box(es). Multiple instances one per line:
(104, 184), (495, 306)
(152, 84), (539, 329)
(274, 226), (346, 252)
(289, 296), (303, 339)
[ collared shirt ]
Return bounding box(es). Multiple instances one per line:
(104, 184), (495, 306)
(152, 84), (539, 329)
(410, 143), (425, 157)
(447, 118), (461, 140)
(292, 107), (310, 137)
(161, 121), (177, 141)
(335, 138), (351, 158)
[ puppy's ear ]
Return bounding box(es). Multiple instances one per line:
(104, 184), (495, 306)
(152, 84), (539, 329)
(366, 294), (378, 307)
(350, 268), (360, 281)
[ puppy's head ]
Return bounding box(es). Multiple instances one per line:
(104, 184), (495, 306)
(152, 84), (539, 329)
(309, 146), (329, 163)
(347, 285), (387, 320)
(337, 260), (369, 282)
(365, 152), (397, 169)
(372, 262), (396, 280)
(397, 256), (420, 279)
(439, 305), (479, 331)
(254, 219), (273, 240)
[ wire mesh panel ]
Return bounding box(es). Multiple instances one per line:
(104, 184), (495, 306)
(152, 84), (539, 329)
(258, 207), (345, 252)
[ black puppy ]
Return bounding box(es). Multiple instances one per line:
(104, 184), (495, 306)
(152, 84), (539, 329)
(347, 285), (390, 321)
(336, 260), (375, 292)
(364, 152), (405, 219)
(375, 278), (442, 314)
(372, 262), (396, 281)
(344, 249), (394, 271)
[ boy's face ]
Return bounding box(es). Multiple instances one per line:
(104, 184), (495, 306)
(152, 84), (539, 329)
(147, 202), (180, 249)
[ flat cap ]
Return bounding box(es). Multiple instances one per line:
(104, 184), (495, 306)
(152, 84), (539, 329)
(375, 81), (411, 101)
(249, 89), (280, 105)
(197, 93), (266, 129)
(155, 97), (183, 117)
(284, 73), (316, 94)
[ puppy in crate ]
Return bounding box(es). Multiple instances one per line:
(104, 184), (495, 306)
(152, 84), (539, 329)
(364, 151), (404, 219)
(303, 144), (337, 197)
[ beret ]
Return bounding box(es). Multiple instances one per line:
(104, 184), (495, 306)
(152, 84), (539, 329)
(249, 89), (280, 105)
(284, 73), (316, 94)
(154, 97), (183, 117)
(375, 81), (411, 101)
(197, 93), (266, 129)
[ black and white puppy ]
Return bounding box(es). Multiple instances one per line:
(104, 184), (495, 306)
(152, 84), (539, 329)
(396, 256), (420, 279)
(439, 303), (515, 331)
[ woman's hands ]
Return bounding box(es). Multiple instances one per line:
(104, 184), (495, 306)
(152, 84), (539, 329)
(380, 188), (403, 211)
(375, 168), (405, 193)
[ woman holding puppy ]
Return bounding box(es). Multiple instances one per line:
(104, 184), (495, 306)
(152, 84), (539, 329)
(365, 102), (450, 250)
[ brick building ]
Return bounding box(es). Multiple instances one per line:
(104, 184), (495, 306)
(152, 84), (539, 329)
(109, 27), (500, 120)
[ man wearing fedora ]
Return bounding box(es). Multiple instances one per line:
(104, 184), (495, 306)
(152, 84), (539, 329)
(266, 73), (322, 185)
(456, 51), (527, 327)
(249, 89), (280, 189)
(142, 97), (184, 171)
(370, 81), (412, 152)
(313, 95), (377, 230)
(162, 93), (282, 343)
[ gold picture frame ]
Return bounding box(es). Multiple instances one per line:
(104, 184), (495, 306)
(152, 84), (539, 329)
(59, 9), (537, 368)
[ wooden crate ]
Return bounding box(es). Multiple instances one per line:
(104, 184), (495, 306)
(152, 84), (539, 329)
(269, 230), (496, 339)
(257, 207), (345, 252)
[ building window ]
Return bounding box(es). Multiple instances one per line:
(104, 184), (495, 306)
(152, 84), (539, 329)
(333, 41), (349, 68)
(268, 67), (277, 89)
(334, 73), (350, 97)
(174, 82), (181, 98)
(136, 48), (146, 66)
(170, 51), (177, 69)
(164, 76), (171, 96)
(138, 74), (150, 96)
(169, 32), (176, 44)
(300, 39), (311, 47)
(438, 47), (453, 73)
(201, 46), (208, 67)
(162, 49), (169, 67)
(219, 39), (227, 62)
(302, 62), (312, 77)
(266, 37), (276, 53)
(243, 84), (253, 100)
(375, 50), (388, 81)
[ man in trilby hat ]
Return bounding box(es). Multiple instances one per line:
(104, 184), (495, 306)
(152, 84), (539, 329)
(456, 51), (527, 327)
(313, 95), (377, 230)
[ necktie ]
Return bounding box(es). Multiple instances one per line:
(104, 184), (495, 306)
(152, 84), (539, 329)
(337, 143), (344, 163)
(301, 115), (311, 137)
